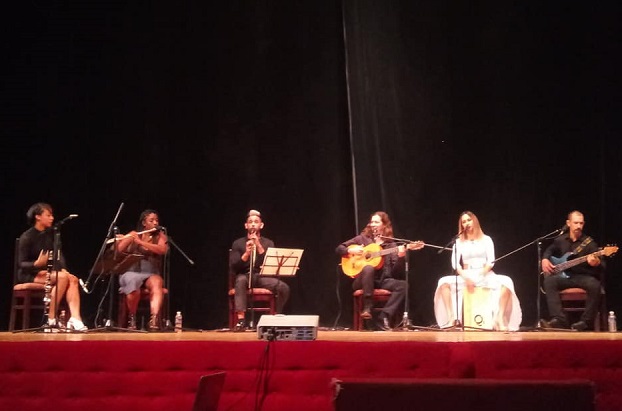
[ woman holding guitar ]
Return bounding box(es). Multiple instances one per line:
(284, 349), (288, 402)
(433, 211), (522, 331)
(336, 211), (423, 331)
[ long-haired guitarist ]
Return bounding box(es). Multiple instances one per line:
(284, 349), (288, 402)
(335, 211), (423, 331)
(540, 210), (607, 331)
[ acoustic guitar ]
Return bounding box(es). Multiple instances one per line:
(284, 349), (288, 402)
(341, 241), (424, 278)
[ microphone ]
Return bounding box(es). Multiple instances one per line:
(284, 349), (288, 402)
(559, 225), (569, 234)
(156, 225), (167, 231)
(79, 278), (89, 293)
(437, 230), (464, 254)
(56, 214), (79, 226)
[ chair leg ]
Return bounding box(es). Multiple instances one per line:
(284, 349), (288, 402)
(22, 294), (32, 329)
(353, 295), (361, 331)
(118, 294), (127, 327)
(9, 294), (18, 332)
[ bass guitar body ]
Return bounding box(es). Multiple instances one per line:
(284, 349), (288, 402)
(341, 243), (384, 278)
(549, 253), (573, 277)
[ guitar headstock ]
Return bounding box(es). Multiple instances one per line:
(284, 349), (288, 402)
(407, 241), (425, 251)
(601, 245), (619, 257)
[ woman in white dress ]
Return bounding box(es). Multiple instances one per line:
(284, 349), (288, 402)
(433, 211), (522, 331)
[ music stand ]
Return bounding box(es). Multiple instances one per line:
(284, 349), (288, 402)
(89, 247), (147, 333)
(255, 247), (303, 327)
(259, 247), (304, 277)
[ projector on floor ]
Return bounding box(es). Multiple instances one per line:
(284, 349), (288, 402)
(257, 314), (319, 341)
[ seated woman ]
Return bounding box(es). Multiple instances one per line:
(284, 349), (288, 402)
(116, 209), (168, 331)
(433, 211), (522, 331)
(18, 202), (88, 331)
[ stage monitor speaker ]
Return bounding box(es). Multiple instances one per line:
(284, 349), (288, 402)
(257, 314), (319, 341)
(333, 378), (595, 411)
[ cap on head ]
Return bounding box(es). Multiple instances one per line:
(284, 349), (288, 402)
(247, 209), (261, 218)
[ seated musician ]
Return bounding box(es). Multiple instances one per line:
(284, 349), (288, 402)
(116, 209), (168, 331)
(540, 210), (606, 331)
(17, 202), (88, 331)
(229, 210), (290, 331)
(433, 211), (522, 331)
(335, 211), (423, 331)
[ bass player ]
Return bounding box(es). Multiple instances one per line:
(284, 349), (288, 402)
(540, 210), (606, 331)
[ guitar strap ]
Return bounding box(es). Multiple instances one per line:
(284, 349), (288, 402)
(572, 236), (593, 256)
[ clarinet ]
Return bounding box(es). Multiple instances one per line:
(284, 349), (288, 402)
(43, 251), (53, 316)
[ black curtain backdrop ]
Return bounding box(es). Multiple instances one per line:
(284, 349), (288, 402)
(1, 1), (620, 331)
(343, 0), (621, 326)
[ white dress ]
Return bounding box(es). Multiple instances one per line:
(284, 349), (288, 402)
(433, 235), (522, 331)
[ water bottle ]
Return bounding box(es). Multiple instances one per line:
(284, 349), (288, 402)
(59, 310), (67, 332)
(174, 311), (183, 333)
(608, 311), (617, 332)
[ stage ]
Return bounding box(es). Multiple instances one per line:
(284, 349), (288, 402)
(2, 328), (622, 342)
(1, 329), (622, 411)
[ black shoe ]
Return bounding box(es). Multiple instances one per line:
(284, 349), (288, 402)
(571, 320), (589, 331)
(234, 319), (246, 332)
(377, 313), (392, 331)
(540, 318), (569, 329)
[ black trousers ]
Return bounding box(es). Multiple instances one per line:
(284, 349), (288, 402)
(543, 273), (600, 324)
(352, 265), (407, 317)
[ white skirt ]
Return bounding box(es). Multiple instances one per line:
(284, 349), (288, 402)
(433, 272), (522, 331)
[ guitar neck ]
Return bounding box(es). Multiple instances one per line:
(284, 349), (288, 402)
(375, 246), (400, 258)
(555, 250), (603, 272)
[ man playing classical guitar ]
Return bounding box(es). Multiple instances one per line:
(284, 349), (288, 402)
(540, 210), (606, 331)
(336, 211), (423, 331)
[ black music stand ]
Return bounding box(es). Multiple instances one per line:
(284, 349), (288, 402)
(256, 247), (303, 326)
(89, 247), (147, 333)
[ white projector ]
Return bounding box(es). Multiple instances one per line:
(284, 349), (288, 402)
(256, 314), (319, 341)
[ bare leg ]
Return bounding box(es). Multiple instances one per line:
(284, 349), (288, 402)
(495, 286), (511, 331)
(145, 275), (163, 316)
(126, 291), (141, 315)
(439, 283), (455, 325)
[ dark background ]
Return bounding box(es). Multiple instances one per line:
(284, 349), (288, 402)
(1, 1), (620, 331)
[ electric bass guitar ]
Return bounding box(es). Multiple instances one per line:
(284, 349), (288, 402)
(544, 245), (618, 276)
(341, 241), (424, 278)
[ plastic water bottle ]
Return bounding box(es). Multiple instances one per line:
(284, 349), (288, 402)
(59, 310), (67, 332)
(608, 311), (617, 332)
(174, 311), (183, 333)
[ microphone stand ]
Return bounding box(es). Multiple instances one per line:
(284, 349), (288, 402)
(376, 235), (431, 331)
(89, 203), (145, 333)
(437, 232), (477, 331)
(492, 227), (564, 331)
(82, 202), (124, 295)
(248, 242), (257, 330)
(159, 226), (194, 330)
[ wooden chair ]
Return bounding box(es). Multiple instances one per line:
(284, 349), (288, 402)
(9, 238), (46, 331)
(559, 287), (607, 331)
(227, 249), (275, 329)
(352, 288), (393, 331)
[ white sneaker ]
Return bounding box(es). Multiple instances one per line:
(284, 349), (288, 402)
(68, 317), (88, 332)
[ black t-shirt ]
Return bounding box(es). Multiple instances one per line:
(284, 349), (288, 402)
(17, 227), (67, 283)
(542, 233), (604, 277)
